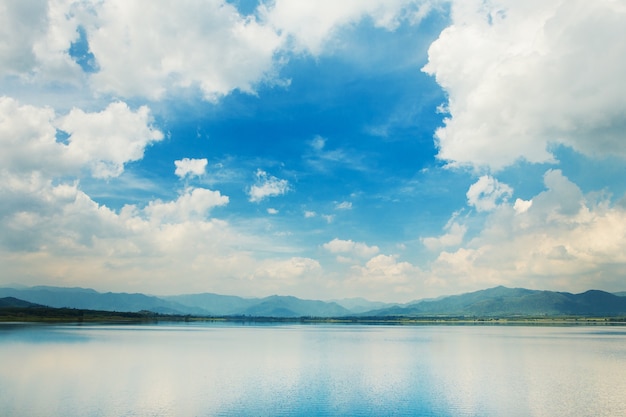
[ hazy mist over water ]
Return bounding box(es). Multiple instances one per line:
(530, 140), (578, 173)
(1, 323), (626, 416)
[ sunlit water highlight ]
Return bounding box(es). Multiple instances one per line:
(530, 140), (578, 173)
(1, 323), (625, 416)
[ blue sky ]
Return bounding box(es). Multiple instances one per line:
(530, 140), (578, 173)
(1, 0), (626, 301)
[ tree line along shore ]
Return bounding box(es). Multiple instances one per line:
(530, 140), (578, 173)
(2, 305), (626, 325)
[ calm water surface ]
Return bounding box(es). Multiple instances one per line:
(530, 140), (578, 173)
(1, 323), (625, 416)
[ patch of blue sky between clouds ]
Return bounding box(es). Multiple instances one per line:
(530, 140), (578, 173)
(68, 26), (99, 73)
(129, 31), (453, 254)
(226, 0), (263, 16)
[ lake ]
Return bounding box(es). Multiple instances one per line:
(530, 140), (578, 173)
(1, 323), (625, 416)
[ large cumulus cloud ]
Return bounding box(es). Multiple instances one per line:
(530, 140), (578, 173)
(0, 97), (162, 178)
(429, 170), (626, 293)
(423, 0), (626, 170)
(1, 0), (433, 102)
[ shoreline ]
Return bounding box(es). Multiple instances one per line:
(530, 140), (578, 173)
(2, 307), (626, 325)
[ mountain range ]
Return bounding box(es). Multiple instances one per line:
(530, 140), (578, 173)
(368, 286), (626, 317)
(1, 285), (626, 318)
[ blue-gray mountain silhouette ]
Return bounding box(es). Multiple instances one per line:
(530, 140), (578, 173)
(2, 285), (626, 317)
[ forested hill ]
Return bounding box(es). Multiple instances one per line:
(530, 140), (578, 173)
(367, 286), (626, 317)
(0, 297), (45, 308)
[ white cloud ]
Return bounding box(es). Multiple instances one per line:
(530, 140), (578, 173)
(32, 0), (88, 84)
(174, 158), (207, 179)
(514, 198), (532, 214)
(259, 0), (432, 55)
(466, 175), (513, 212)
(81, 0), (283, 101)
(57, 102), (163, 178)
(0, 1), (48, 76)
(362, 254), (414, 279)
(0, 174), (82, 252)
(0, 0), (82, 83)
(336, 201), (353, 210)
(267, 208), (279, 215)
(429, 170), (626, 294)
(248, 169), (290, 202)
(315, 251), (439, 302)
(422, 221), (466, 250)
(423, 0), (626, 170)
(143, 187), (228, 224)
(304, 210), (316, 218)
(310, 135), (326, 151)
(253, 257), (321, 281)
(1, 0), (285, 101)
(322, 214), (335, 223)
(350, 254), (419, 286)
(323, 238), (380, 258)
(0, 97), (162, 179)
(0, 96), (68, 176)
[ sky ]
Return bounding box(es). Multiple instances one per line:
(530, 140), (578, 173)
(1, 0), (626, 302)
